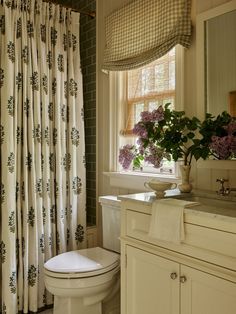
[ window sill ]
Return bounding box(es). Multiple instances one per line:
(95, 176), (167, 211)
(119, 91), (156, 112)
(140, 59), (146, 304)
(104, 171), (181, 191)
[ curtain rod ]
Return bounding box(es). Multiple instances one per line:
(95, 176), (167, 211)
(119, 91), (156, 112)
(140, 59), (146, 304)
(43, 0), (96, 18)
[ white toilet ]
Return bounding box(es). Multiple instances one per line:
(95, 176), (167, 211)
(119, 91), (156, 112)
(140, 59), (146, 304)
(44, 196), (121, 314)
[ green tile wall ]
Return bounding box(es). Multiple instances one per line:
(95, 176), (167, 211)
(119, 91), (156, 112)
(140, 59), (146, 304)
(58, 0), (97, 226)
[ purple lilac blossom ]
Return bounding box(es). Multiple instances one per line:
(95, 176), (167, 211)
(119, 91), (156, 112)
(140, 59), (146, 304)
(119, 144), (135, 169)
(140, 111), (152, 122)
(144, 144), (164, 168)
(151, 106), (164, 122)
(224, 121), (236, 135)
(137, 138), (145, 155)
(229, 135), (236, 154)
(133, 122), (148, 138)
(140, 106), (164, 123)
(210, 135), (235, 159)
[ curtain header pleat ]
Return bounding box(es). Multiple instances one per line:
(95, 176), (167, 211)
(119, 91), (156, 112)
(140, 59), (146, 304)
(102, 0), (192, 71)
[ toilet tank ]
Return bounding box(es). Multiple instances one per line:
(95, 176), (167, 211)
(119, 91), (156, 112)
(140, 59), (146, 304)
(99, 196), (121, 253)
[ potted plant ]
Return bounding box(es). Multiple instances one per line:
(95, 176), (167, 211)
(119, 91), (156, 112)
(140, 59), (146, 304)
(119, 104), (208, 192)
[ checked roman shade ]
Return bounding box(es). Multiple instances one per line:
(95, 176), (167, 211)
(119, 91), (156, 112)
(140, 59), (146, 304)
(103, 0), (192, 71)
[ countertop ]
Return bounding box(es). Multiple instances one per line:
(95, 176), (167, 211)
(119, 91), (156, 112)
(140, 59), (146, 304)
(118, 189), (236, 222)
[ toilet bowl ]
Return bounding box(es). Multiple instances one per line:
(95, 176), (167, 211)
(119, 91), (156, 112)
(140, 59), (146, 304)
(44, 247), (120, 314)
(44, 196), (121, 314)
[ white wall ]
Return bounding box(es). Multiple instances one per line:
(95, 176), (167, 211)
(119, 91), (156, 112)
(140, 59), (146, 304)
(96, 0), (131, 243)
(96, 0), (132, 196)
(96, 0), (236, 234)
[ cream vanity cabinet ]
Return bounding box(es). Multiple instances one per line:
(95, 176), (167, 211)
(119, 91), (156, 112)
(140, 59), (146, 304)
(126, 245), (179, 314)
(119, 194), (236, 314)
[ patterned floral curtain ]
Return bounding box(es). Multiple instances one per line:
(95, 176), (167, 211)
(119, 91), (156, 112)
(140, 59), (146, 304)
(0, 0), (86, 313)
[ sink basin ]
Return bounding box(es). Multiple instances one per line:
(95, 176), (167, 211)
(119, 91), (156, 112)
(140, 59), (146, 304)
(182, 195), (235, 209)
(174, 193), (236, 217)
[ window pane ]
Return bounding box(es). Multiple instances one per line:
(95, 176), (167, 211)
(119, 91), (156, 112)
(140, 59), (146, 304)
(169, 60), (175, 90)
(134, 158), (175, 175)
(124, 47), (177, 175)
(127, 47), (175, 101)
(148, 101), (158, 111)
(134, 103), (144, 123)
(127, 69), (140, 99)
(155, 64), (165, 92)
(163, 98), (174, 110)
(141, 68), (153, 95)
(160, 159), (175, 174)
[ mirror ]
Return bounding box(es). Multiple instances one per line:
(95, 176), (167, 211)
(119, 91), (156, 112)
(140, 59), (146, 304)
(197, 1), (236, 118)
(206, 10), (236, 116)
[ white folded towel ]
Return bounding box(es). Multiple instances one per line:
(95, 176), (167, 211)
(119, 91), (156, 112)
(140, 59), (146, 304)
(148, 198), (199, 244)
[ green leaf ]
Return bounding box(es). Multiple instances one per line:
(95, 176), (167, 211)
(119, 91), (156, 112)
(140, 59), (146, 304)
(133, 157), (141, 169)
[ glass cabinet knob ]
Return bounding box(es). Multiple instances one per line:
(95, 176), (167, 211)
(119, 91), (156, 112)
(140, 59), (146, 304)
(170, 272), (178, 280)
(180, 275), (187, 283)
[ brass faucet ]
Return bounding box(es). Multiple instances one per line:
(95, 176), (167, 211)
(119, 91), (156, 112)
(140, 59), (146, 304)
(216, 178), (230, 195)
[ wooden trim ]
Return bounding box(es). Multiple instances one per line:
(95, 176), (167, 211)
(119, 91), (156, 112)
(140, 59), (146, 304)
(229, 91), (236, 117)
(127, 91), (175, 104)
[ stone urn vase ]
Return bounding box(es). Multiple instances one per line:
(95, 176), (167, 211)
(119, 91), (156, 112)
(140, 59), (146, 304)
(178, 165), (192, 193)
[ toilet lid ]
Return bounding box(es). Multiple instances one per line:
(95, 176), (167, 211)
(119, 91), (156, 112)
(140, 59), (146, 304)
(44, 247), (120, 277)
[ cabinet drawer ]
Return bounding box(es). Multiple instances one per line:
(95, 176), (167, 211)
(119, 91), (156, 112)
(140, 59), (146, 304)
(126, 210), (236, 259)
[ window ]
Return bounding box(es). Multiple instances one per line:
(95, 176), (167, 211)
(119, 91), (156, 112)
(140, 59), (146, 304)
(112, 46), (184, 176)
(124, 47), (176, 134)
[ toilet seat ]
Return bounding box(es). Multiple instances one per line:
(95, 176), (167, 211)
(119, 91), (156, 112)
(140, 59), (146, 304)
(44, 247), (120, 279)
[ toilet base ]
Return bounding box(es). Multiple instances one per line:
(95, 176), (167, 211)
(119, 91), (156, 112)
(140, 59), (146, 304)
(53, 288), (120, 314)
(53, 296), (102, 314)
(102, 288), (120, 314)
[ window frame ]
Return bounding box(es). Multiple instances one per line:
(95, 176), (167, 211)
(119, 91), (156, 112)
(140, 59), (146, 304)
(107, 45), (185, 181)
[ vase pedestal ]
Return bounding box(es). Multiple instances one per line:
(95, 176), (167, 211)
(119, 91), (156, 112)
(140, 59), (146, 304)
(178, 165), (192, 193)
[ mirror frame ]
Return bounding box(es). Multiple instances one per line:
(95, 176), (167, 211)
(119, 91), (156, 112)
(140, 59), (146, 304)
(196, 0), (236, 119)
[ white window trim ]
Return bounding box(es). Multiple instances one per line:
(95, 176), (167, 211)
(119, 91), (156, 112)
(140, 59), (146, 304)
(175, 45), (185, 111)
(106, 46), (185, 188)
(104, 171), (181, 191)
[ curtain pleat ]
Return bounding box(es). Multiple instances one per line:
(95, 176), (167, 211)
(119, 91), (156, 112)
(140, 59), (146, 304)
(0, 0), (86, 313)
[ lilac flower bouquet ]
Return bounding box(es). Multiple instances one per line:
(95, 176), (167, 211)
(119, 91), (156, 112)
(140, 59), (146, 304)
(200, 112), (236, 160)
(119, 106), (171, 170)
(119, 107), (236, 171)
(119, 104), (205, 170)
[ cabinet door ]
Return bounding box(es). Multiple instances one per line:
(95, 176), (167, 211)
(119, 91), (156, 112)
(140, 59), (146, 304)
(126, 245), (180, 314)
(181, 265), (236, 314)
